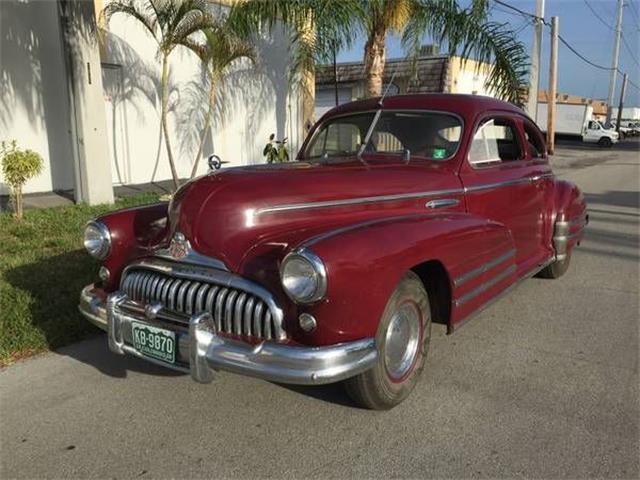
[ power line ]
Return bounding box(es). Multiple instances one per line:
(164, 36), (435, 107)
(557, 34), (614, 71)
(490, 0), (640, 93)
(627, 0), (640, 24)
(492, 0), (541, 21)
(621, 34), (640, 67)
(583, 0), (614, 30)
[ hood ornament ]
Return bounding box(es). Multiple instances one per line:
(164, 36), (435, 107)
(153, 232), (228, 271)
(168, 232), (189, 260)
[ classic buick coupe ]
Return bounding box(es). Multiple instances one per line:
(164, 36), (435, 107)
(79, 94), (587, 409)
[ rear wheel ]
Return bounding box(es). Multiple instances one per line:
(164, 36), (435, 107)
(598, 137), (613, 147)
(537, 253), (571, 279)
(344, 271), (431, 410)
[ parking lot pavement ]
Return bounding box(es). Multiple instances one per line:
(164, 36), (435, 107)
(1, 140), (638, 479)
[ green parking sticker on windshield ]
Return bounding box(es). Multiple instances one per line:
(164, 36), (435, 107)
(432, 148), (447, 159)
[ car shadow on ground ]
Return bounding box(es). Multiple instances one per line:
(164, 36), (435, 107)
(4, 249), (182, 378)
(5, 250), (361, 405)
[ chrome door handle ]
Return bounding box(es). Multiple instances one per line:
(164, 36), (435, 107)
(425, 199), (460, 209)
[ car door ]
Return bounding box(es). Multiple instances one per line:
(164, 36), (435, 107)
(459, 113), (550, 275)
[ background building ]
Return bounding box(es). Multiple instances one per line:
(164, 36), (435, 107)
(537, 90), (609, 122)
(315, 47), (499, 118)
(0, 0), (302, 203)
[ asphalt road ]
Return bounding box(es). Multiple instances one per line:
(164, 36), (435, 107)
(2, 140), (639, 479)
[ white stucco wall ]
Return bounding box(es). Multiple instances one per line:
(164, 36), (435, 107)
(102, 1), (302, 186)
(0, 0), (76, 195)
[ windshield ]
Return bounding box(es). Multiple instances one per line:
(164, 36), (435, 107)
(303, 110), (463, 161)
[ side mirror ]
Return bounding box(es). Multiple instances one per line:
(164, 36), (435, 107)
(208, 154), (222, 171)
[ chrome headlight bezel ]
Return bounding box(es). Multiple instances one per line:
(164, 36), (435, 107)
(280, 248), (327, 304)
(84, 220), (111, 260)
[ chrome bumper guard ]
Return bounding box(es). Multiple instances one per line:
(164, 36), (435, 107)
(79, 285), (378, 385)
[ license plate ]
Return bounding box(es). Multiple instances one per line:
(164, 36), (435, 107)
(131, 322), (176, 364)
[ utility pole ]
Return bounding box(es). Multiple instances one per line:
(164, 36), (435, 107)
(615, 72), (628, 134)
(526, 0), (545, 119)
(547, 16), (559, 155)
(606, 0), (624, 123)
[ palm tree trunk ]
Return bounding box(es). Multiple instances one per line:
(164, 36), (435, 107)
(191, 82), (215, 179)
(364, 29), (386, 98)
(301, 68), (316, 131)
(160, 53), (180, 190)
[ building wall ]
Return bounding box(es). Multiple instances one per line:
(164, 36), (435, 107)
(610, 107), (640, 121)
(0, 0), (76, 195)
(101, 1), (302, 186)
(448, 57), (495, 97)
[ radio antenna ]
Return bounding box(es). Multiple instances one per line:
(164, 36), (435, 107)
(378, 60), (399, 107)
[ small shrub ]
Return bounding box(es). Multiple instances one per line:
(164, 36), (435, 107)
(1, 140), (44, 219)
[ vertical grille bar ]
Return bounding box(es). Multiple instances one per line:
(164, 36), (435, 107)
(120, 269), (285, 341)
(243, 297), (255, 337)
(224, 290), (239, 333)
(234, 293), (247, 335)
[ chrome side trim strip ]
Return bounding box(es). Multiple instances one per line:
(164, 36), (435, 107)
(425, 199), (460, 209)
(453, 249), (516, 287)
(464, 177), (528, 193)
(254, 173), (554, 217)
(454, 264), (516, 307)
(254, 188), (465, 216)
(450, 256), (554, 333)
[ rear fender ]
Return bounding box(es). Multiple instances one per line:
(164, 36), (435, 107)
(293, 213), (514, 345)
(551, 180), (588, 261)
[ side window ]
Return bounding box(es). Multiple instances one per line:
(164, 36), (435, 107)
(308, 122), (362, 158)
(469, 118), (523, 167)
(523, 122), (546, 159)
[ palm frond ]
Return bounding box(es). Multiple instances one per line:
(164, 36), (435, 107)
(402, 0), (528, 103)
(102, 0), (159, 43)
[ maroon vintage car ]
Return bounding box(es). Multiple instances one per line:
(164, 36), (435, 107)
(79, 94), (587, 409)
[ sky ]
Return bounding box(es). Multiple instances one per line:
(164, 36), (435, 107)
(336, 0), (640, 107)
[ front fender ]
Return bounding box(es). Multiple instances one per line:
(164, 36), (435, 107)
(97, 202), (169, 290)
(293, 213), (514, 345)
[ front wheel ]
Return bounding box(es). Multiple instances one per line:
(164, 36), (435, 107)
(598, 137), (613, 147)
(344, 271), (432, 410)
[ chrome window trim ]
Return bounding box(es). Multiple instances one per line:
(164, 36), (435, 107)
(302, 109), (465, 162)
(121, 257), (286, 340)
(467, 116), (526, 169)
(453, 249), (516, 287)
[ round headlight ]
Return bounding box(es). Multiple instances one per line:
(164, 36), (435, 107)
(84, 221), (111, 260)
(280, 249), (327, 304)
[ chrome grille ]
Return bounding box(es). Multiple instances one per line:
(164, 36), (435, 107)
(121, 268), (283, 340)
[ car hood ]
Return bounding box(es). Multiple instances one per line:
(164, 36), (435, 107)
(167, 159), (460, 273)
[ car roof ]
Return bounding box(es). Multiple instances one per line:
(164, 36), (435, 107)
(324, 93), (525, 122)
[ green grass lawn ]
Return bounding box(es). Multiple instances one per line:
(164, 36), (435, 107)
(0, 193), (161, 365)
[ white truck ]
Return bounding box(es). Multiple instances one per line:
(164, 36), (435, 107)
(536, 103), (619, 147)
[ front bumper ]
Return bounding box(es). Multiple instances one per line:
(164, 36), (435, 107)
(79, 285), (378, 385)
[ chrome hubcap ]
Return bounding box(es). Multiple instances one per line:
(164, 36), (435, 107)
(384, 302), (421, 380)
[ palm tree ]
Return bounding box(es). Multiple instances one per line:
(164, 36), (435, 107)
(103, 0), (213, 189)
(228, 0), (360, 131)
(189, 22), (255, 178)
(359, 0), (528, 102)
